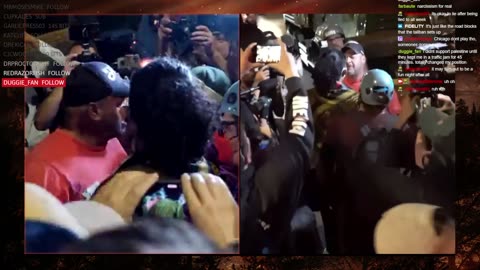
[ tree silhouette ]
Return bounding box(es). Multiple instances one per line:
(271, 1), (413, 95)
(471, 103), (477, 124)
(457, 99), (470, 124)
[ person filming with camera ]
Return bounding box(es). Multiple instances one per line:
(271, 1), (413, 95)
(136, 15), (238, 81)
(240, 38), (315, 254)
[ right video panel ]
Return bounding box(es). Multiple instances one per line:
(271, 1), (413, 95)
(239, 14), (455, 255)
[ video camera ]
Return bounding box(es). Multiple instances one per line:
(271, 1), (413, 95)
(152, 15), (198, 55)
(115, 54), (142, 79)
(68, 16), (102, 63)
(152, 15), (221, 56)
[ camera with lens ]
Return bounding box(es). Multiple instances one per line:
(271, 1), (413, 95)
(151, 15), (200, 56)
(68, 16), (102, 63)
(115, 54), (142, 79)
(253, 96), (273, 119)
(240, 86), (273, 119)
(168, 16), (198, 51)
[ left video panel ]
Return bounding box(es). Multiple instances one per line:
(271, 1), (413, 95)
(24, 15), (240, 254)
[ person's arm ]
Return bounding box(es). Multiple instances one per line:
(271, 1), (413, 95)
(181, 173), (239, 249)
(245, 43), (314, 251)
(211, 50), (228, 72)
(270, 42), (314, 153)
(34, 87), (63, 131)
(394, 93), (419, 130)
(156, 15), (173, 56)
(252, 75), (314, 220)
(25, 32), (66, 66)
(135, 15), (157, 58)
(283, 76), (314, 152)
(25, 160), (71, 203)
(34, 54), (80, 131)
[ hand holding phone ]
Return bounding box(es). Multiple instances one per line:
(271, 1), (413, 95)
(181, 173), (238, 248)
(266, 39), (300, 79)
(255, 45), (281, 63)
(143, 180), (188, 220)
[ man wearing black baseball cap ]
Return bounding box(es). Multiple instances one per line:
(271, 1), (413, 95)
(25, 62), (130, 203)
(341, 40), (401, 114)
(341, 40), (367, 92)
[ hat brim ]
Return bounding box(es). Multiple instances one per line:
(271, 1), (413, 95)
(341, 45), (363, 55)
(110, 78), (131, 98)
(25, 183), (89, 238)
(64, 201), (126, 235)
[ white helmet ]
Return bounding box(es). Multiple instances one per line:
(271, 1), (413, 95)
(360, 69), (394, 106)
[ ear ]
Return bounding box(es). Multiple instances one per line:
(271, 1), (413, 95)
(361, 55), (367, 64)
(87, 102), (103, 121)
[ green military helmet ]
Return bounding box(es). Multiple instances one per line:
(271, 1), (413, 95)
(219, 81), (239, 117)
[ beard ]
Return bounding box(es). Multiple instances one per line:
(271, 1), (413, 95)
(346, 66), (357, 77)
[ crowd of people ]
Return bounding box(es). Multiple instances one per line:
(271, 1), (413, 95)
(24, 14), (456, 255)
(24, 15), (240, 253)
(239, 14), (455, 254)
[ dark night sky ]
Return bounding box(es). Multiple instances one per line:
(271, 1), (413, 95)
(456, 72), (480, 107)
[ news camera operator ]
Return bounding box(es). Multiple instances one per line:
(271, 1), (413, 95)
(240, 66), (280, 154)
(240, 31), (297, 154)
(135, 15), (238, 81)
(240, 40), (315, 254)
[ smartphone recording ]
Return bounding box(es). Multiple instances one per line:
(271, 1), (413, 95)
(255, 45), (281, 63)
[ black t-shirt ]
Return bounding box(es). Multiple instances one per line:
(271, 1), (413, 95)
(241, 77), (314, 253)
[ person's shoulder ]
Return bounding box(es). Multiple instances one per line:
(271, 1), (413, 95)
(25, 156), (66, 189)
(307, 88), (321, 107)
(25, 131), (64, 160)
(336, 90), (359, 108)
(107, 138), (128, 158)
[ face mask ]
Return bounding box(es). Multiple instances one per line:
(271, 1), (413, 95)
(213, 131), (234, 164)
